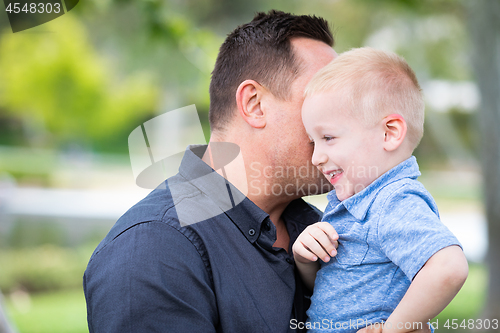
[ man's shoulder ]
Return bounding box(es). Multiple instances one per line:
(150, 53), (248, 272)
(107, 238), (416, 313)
(90, 174), (215, 261)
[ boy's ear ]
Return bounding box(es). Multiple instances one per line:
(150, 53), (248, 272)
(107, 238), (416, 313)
(236, 80), (266, 129)
(383, 114), (407, 151)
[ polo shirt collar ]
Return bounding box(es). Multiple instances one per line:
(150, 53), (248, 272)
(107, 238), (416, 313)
(330, 156), (421, 221)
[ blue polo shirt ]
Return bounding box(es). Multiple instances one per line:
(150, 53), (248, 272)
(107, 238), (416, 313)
(84, 145), (322, 333)
(307, 156), (461, 332)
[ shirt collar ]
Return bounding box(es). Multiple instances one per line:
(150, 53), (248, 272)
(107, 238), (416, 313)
(331, 156), (421, 221)
(178, 144), (267, 242)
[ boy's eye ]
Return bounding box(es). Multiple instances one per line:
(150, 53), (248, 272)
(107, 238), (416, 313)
(323, 136), (335, 141)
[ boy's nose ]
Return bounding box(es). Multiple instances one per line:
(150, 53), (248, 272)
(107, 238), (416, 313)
(311, 148), (328, 166)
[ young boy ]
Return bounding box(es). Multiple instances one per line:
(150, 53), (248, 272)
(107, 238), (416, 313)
(292, 47), (468, 333)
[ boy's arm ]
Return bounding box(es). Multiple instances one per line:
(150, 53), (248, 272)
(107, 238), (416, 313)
(292, 222), (339, 290)
(383, 245), (468, 333)
(295, 260), (321, 291)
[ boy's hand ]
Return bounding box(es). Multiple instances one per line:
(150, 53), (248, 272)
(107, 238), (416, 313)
(292, 222), (338, 264)
(356, 324), (431, 333)
(357, 325), (383, 333)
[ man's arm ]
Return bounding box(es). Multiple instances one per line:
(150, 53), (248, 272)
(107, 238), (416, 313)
(84, 221), (217, 333)
(383, 245), (468, 333)
(292, 222), (338, 290)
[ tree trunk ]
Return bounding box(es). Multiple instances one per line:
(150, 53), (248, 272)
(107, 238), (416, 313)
(466, 0), (500, 323)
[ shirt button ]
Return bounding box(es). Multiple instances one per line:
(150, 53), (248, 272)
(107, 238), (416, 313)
(286, 258), (293, 264)
(248, 229), (256, 236)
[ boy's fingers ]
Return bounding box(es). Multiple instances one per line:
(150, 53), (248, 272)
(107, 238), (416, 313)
(295, 222), (339, 262)
(308, 227), (337, 258)
(321, 223), (339, 250)
(316, 222), (339, 243)
(302, 235), (331, 262)
(293, 241), (319, 262)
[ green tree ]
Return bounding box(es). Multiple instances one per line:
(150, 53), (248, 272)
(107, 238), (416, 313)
(0, 15), (159, 151)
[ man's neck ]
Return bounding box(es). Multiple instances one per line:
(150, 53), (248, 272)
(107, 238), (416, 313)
(201, 141), (293, 252)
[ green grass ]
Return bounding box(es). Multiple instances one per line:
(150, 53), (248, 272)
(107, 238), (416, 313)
(435, 264), (487, 332)
(5, 289), (88, 333)
(0, 245), (94, 293)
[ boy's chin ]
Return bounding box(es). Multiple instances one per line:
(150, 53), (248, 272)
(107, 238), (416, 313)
(334, 187), (354, 201)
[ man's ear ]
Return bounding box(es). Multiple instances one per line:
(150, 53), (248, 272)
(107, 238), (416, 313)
(236, 80), (266, 129)
(383, 114), (407, 151)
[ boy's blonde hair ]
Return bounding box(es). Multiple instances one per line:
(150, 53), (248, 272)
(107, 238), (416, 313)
(305, 47), (425, 150)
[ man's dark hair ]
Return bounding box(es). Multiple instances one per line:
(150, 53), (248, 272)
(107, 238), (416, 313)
(209, 10), (334, 132)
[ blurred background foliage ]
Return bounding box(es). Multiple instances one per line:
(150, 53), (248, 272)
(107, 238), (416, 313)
(0, 0), (478, 160)
(0, 0), (493, 332)
(0, 13), (159, 152)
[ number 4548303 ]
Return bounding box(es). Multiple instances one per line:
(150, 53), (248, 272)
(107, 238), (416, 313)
(5, 2), (61, 14)
(444, 318), (499, 330)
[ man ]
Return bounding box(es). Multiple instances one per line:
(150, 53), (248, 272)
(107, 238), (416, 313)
(84, 10), (337, 332)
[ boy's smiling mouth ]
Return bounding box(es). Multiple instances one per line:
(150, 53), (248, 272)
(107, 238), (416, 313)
(324, 169), (343, 184)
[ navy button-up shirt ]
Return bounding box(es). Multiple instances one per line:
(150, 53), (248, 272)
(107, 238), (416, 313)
(84, 145), (322, 332)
